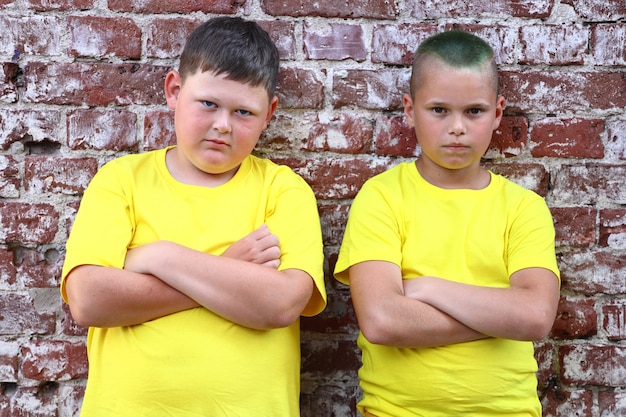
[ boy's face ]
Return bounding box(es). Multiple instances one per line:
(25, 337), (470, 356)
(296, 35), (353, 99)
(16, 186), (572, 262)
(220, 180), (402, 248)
(403, 59), (504, 177)
(164, 69), (277, 184)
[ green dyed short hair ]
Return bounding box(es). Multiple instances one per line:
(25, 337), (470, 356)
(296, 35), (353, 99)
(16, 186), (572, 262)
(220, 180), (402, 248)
(409, 30), (498, 96)
(178, 16), (279, 99)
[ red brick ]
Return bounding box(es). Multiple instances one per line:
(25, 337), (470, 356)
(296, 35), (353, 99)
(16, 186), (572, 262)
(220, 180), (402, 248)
(0, 109), (60, 150)
(0, 203), (58, 244)
(598, 389), (626, 416)
(24, 0), (94, 10)
(300, 383), (359, 417)
(23, 62), (168, 106)
(486, 116), (528, 158)
(534, 341), (555, 385)
(277, 68), (324, 109)
(444, 24), (520, 65)
(258, 112), (315, 151)
(301, 339), (360, 373)
(108, 0), (239, 13)
(63, 200), (81, 239)
(146, 19), (296, 60)
(143, 109), (176, 151)
(146, 18), (201, 59)
(484, 162), (550, 196)
(0, 342), (18, 382)
(58, 385), (85, 417)
(304, 23), (366, 61)
(530, 118), (604, 158)
(21, 340), (88, 381)
(0, 249), (17, 287)
(60, 302), (87, 337)
(332, 69), (407, 110)
(607, 117), (626, 160)
(371, 23), (437, 65)
(561, 0), (626, 20)
(3, 385), (59, 417)
(302, 290), (358, 335)
(600, 209), (626, 249)
(0, 15), (61, 56)
(0, 293), (55, 335)
(592, 23), (626, 66)
(541, 389), (593, 417)
(520, 25), (588, 65)
(552, 297), (597, 339)
(68, 16), (141, 59)
(500, 70), (626, 113)
(15, 247), (63, 288)
(560, 344), (626, 385)
(262, 0), (396, 18)
(273, 157), (391, 199)
(0, 155), (19, 198)
(552, 164), (626, 205)
(551, 207), (597, 248)
(558, 251), (626, 295)
(408, 0), (553, 19)
(67, 109), (138, 151)
(260, 20), (298, 61)
(304, 113), (373, 153)
(24, 156), (98, 195)
(603, 302), (626, 340)
(0, 63), (19, 103)
(317, 202), (350, 247)
(375, 113), (417, 157)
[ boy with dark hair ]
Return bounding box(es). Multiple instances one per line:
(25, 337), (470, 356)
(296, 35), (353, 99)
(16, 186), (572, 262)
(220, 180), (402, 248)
(334, 30), (560, 416)
(62, 16), (326, 416)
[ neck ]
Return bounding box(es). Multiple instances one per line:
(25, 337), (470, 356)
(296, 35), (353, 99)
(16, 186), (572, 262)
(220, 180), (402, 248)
(415, 158), (490, 190)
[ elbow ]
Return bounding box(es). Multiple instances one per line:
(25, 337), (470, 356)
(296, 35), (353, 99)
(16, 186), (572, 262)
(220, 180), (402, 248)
(518, 311), (557, 341)
(66, 300), (98, 328)
(358, 313), (398, 346)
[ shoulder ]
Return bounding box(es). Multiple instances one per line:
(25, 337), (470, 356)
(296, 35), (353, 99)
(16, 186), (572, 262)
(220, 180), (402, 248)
(98, 149), (164, 176)
(247, 155), (312, 190)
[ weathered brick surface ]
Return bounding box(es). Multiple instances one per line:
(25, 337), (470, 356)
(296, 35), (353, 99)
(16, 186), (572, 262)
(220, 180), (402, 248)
(0, 1), (623, 416)
(68, 16), (142, 59)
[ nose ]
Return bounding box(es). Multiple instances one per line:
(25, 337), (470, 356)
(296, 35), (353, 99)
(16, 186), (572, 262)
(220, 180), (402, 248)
(449, 114), (466, 136)
(213, 110), (232, 134)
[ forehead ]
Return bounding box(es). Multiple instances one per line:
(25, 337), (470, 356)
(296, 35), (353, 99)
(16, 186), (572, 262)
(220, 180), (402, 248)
(413, 56), (497, 94)
(414, 63), (498, 103)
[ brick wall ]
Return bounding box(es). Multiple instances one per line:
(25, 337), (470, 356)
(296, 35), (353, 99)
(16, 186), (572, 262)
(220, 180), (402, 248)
(0, 0), (624, 415)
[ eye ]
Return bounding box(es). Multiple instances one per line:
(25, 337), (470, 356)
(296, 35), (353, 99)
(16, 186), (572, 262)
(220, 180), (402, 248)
(202, 101), (217, 108)
(467, 108), (484, 115)
(431, 107), (446, 114)
(235, 109), (252, 116)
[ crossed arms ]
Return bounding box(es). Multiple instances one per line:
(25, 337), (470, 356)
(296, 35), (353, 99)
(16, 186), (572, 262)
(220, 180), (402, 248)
(65, 225), (316, 330)
(348, 260), (560, 348)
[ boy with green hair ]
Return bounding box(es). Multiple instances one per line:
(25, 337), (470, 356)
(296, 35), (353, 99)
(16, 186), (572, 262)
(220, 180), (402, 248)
(334, 30), (560, 416)
(62, 16), (327, 416)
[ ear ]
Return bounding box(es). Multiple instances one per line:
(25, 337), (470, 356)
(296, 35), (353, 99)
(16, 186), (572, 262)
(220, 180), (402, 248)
(164, 70), (183, 110)
(492, 95), (506, 130)
(402, 93), (416, 128)
(262, 96), (279, 129)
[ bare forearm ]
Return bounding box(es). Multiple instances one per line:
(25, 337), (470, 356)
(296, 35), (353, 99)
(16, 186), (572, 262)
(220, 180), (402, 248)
(348, 261), (486, 348)
(409, 271), (559, 340)
(65, 265), (199, 328)
(359, 292), (488, 348)
(132, 241), (314, 330)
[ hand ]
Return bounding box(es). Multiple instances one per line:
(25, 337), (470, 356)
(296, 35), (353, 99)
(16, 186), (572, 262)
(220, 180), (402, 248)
(402, 276), (437, 302)
(222, 224), (281, 269)
(123, 242), (157, 275)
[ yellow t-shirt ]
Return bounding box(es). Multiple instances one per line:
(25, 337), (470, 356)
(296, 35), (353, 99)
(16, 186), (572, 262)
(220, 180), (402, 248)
(334, 162), (559, 417)
(62, 147), (326, 417)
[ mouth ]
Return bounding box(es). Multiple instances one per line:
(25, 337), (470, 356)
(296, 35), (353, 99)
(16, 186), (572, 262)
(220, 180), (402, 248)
(205, 138), (229, 147)
(443, 143), (468, 151)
